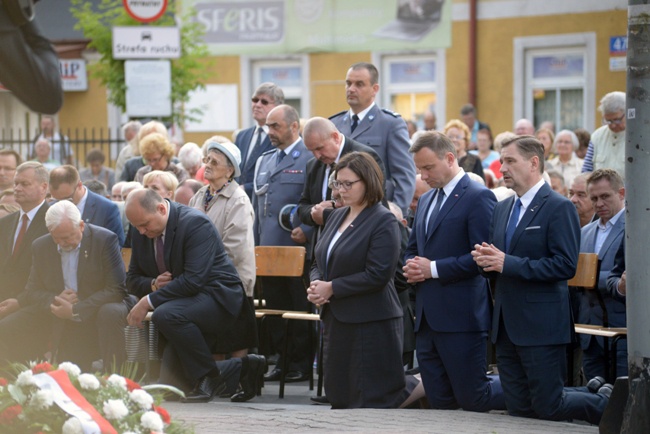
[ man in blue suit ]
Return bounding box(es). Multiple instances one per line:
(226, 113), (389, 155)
(253, 104), (314, 382)
(49, 165), (125, 246)
(330, 62), (415, 214)
(403, 131), (504, 412)
(579, 168), (626, 379)
(472, 136), (609, 425)
(235, 82), (283, 200)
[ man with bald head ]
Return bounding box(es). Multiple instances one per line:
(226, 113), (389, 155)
(298, 117), (386, 229)
(514, 119), (535, 136)
(253, 104), (314, 382)
(125, 188), (264, 402)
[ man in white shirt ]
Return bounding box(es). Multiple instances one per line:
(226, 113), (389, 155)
(578, 168), (626, 379)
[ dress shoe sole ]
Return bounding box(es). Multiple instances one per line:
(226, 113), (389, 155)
(284, 372), (309, 383)
(231, 355), (266, 403)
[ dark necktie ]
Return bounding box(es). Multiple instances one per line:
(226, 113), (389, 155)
(12, 214), (29, 257)
(253, 127), (263, 152)
(351, 114), (359, 133)
(505, 199), (522, 251)
(425, 189), (445, 236)
(276, 150), (285, 166)
(155, 235), (166, 274)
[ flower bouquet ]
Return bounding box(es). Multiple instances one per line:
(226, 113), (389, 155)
(0, 361), (190, 434)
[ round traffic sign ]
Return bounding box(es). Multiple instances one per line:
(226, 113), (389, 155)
(123, 0), (168, 23)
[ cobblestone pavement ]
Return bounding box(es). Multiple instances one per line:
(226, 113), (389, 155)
(163, 382), (599, 434)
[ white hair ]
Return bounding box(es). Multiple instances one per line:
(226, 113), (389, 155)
(121, 181), (143, 200)
(178, 142), (203, 170)
(598, 91), (625, 115)
(45, 200), (81, 230)
(554, 129), (580, 152)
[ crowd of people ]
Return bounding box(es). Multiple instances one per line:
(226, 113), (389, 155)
(0, 61), (629, 425)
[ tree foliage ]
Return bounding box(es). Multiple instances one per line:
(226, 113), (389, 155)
(70, 0), (210, 125)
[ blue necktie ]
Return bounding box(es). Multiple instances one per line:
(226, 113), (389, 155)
(276, 150), (285, 166)
(504, 199), (522, 251)
(351, 114), (359, 133)
(426, 189), (445, 236)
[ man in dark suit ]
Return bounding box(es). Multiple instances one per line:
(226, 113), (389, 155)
(125, 189), (264, 403)
(403, 131), (504, 412)
(472, 136), (609, 424)
(235, 82), (283, 199)
(330, 62), (415, 214)
(49, 165), (125, 246)
(298, 117), (386, 231)
(253, 104), (313, 382)
(0, 161), (49, 301)
(0, 201), (129, 370)
(579, 168), (626, 379)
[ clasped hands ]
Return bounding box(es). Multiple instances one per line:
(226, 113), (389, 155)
(307, 280), (332, 306)
(50, 288), (79, 320)
(471, 242), (505, 273)
(310, 200), (334, 226)
(403, 257), (432, 283)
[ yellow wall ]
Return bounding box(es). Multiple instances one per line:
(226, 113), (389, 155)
(471, 9), (627, 135)
(57, 7), (627, 144)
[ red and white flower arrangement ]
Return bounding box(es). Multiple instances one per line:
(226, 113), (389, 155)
(0, 361), (187, 434)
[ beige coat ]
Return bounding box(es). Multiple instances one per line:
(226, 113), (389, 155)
(189, 181), (256, 297)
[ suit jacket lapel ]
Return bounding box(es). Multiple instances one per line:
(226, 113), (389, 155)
(325, 206), (375, 276)
(82, 193), (96, 223)
(599, 216), (625, 256)
(416, 190), (436, 247)
(509, 184), (550, 253)
(163, 200), (178, 273)
(76, 226), (92, 294)
(426, 175), (468, 242)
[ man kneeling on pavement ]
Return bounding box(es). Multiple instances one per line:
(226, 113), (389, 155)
(125, 188), (264, 403)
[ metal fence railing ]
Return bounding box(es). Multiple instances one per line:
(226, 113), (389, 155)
(0, 127), (126, 169)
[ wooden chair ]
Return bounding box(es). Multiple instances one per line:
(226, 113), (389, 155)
(254, 246), (320, 397)
(121, 247), (132, 271)
(280, 312), (323, 399)
(571, 252), (627, 381)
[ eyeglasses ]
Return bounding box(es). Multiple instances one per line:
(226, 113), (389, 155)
(202, 156), (227, 167)
(145, 155), (163, 165)
(603, 114), (625, 125)
(331, 179), (361, 190)
(447, 135), (466, 141)
(252, 97), (272, 106)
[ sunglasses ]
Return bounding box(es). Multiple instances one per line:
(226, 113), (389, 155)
(251, 97), (272, 106)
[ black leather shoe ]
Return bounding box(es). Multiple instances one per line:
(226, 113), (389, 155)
(264, 367), (282, 382)
(310, 395), (329, 405)
(587, 376), (606, 393)
(598, 383), (613, 399)
(285, 370), (308, 383)
(182, 374), (226, 403)
(231, 355), (266, 402)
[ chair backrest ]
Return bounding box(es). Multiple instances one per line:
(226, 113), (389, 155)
(568, 252), (599, 289)
(121, 247), (132, 272)
(255, 246), (305, 277)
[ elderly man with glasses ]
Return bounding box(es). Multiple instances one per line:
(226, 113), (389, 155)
(235, 82), (285, 200)
(582, 91), (626, 178)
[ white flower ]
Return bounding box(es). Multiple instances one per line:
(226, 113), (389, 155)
(62, 417), (84, 434)
(16, 370), (35, 387)
(141, 411), (164, 431)
(107, 374), (127, 390)
(129, 389), (154, 410)
(29, 389), (54, 410)
(78, 373), (100, 390)
(103, 399), (129, 420)
(58, 362), (81, 378)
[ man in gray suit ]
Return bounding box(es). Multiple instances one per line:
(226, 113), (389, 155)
(253, 104), (313, 383)
(578, 168), (626, 379)
(330, 62), (415, 214)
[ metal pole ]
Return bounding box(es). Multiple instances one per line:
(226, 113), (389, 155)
(622, 2), (650, 432)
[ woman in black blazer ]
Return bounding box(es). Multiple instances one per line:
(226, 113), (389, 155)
(307, 152), (405, 409)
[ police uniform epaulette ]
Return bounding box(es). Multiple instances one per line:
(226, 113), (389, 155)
(329, 110), (348, 120)
(261, 148), (276, 156)
(381, 108), (401, 118)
